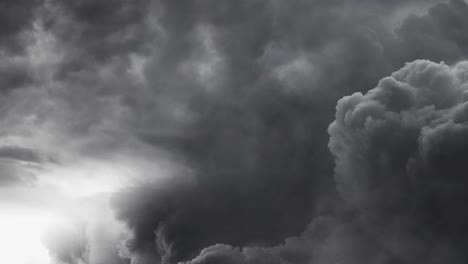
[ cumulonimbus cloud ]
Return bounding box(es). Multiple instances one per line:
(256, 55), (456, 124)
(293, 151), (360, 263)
(3, 1), (468, 264)
(174, 59), (468, 264)
(329, 59), (468, 263)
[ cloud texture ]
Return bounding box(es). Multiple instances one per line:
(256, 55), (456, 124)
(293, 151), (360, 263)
(172, 58), (468, 264)
(2, 0), (468, 264)
(329, 59), (468, 263)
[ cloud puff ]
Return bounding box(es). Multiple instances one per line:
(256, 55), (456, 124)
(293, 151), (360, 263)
(329, 59), (468, 262)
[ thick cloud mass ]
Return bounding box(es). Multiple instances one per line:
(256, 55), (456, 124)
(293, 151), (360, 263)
(3, 0), (468, 264)
(178, 214), (408, 264)
(399, 0), (468, 62)
(108, 0), (468, 263)
(329, 59), (468, 262)
(173, 60), (468, 264)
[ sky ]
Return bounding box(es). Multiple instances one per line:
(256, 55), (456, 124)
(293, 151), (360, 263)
(2, 0), (468, 263)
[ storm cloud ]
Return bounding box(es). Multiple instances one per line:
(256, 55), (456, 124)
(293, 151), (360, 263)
(328, 59), (468, 263)
(0, 0), (43, 54)
(2, 0), (468, 264)
(174, 60), (468, 264)
(110, 1), (468, 263)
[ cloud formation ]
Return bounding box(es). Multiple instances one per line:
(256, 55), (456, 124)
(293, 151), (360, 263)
(2, 0), (468, 264)
(107, 0), (468, 263)
(173, 60), (468, 264)
(329, 59), (468, 263)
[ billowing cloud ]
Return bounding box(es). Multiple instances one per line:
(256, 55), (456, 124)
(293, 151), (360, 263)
(108, 1), (468, 263)
(170, 59), (468, 264)
(398, 0), (468, 63)
(329, 59), (468, 262)
(179, 214), (407, 264)
(2, 0), (468, 264)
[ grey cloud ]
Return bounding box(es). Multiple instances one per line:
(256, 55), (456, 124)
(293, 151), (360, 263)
(109, 1), (468, 263)
(398, 0), (468, 63)
(42, 0), (153, 79)
(0, 145), (56, 187)
(178, 59), (468, 264)
(3, 0), (468, 264)
(111, 1), (342, 262)
(0, 160), (36, 187)
(0, 145), (54, 164)
(181, 215), (405, 264)
(329, 59), (468, 263)
(0, 0), (43, 54)
(0, 57), (33, 92)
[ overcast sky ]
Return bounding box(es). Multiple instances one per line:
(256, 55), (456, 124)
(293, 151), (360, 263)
(2, 0), (468, 264)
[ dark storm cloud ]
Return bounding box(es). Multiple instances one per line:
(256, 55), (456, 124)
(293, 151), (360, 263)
(0, 57), (33, 92)
(328, 60), (468, 212)
(111, 1), (347, 262)
(0, 0), (43, 54)
(398, 0), (468, 63)
(132, 61), (465, 264)
(3, 0), (468, 263)
(109, 1), (468, 263)
(175, 60), (468, 264)
(328, 59), (468, 263)
(42, 0), (153, 79)
(181, 215), (406, 264)
(0, 0), (42, 93)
